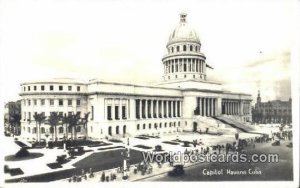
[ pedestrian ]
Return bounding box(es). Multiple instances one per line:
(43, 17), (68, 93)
(101, 171), (106, 182)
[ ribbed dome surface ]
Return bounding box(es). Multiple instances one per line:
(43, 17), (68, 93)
(167, 13), (200, 45)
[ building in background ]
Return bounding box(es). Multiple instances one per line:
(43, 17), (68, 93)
(4, 100), (21, 136)
(252, 90), (292, 124)
(18, 13), (252, 141)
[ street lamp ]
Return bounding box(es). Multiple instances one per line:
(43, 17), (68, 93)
(121, 138), (130, 180)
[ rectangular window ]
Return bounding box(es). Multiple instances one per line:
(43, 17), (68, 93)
(68, 86), (72, 91)
(76, 99), (80, 106)
(28, 86), (30, 91)
(68, 99), (72, 106)
(59, 112), (63, 117)
(28, 100), (31, 106)
(107, 106), (112, 120)
(59, 85), (63, 91)
(34, 86), (37, 91)
(41, 112), (45, 117)
(68, 112), (73, 116)
(91, 106), (94, 120)
(122, 106), (126, 119)
(50, 85), (54, 91)
(34, 99), (37, 105)
(50, 99), (54, 106)
(77, 86), (80, 91)
(115, 106), (119, 120)
(59, 99), (63, 106)
(41, 99), (45, 106)
(24, 87), (26, 91)
(28, 112), (31, 120)
(41, 85), (45, 91)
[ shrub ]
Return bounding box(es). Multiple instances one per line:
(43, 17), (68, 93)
(154, 145), (162, 151)
(183, 141), (190, 147)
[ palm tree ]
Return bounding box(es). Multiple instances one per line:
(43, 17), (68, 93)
(61, 113), (69, 139)
(68, 112), (81, 140)
(11, 113), (21, 136)
(48, 112), (60, 142)
(82, 112), (90, 139)
(33, 113), (46, 142)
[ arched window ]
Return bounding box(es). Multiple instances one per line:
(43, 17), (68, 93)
(50, 127), (54, 134)
(164, 123), (167, 128)
(169, 122), (172, 127)
(137, 124), (140, 130)
(143, 124), (146, 129)
(190, 45), (193, 51)
(159, 123), (162, 128)
(176, 46), (180, 52)
(116, 126), (119, 134)
(171, 47), (174, 53)
(178, 121), (180, 127)
(183, 45), (186, 51)
(149, 123), (151, 129)
(27, 127), (31, 133)
(33, 127), (36, 134)
(195, 46), (198, 51)
(41, 127), (45, 134)
(76, 126), (81, 132)
(174, 122), (176, 127)
(59, 127), (63, 133)
(183, 63), (187, 72)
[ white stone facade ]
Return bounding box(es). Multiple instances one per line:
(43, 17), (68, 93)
(19, 13), (252, 141)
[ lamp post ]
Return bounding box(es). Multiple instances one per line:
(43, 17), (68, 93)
(121, 138), (130, 180)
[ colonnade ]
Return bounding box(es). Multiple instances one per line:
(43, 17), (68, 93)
(164, 58), (205, 74)
(195, 97), (217, 116)
(136, 99), (182, 119)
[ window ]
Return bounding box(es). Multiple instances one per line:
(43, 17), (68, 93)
(28, 112), (31, 120)
(115, 106), (119, 120)
(41, 99), (45, 106)
(59, 99), (63, 106)
(77, 86), (80, 91)
(50, 85), (54, 91)
(122, 106), (126, 119)
(59, 112), (63, 117)
(28, 86), (30, 91)
(68, 127), (72, 133)
(24, 87), (26, 91)
(59, 127), (63, 133)
(34, 99), (37, 105)
(171, 47), (174, 53)
(27, 127), (31, 133)
(68, 86), (72, 91)
(68, 112), (73, 116)
(33, 127), (36, 134)
(107, 106), (112, 120)
(149, 123), (151, 129)
(41, 112), (45, 117)
(50, 99), (54, 106)
(34, 86), (37, 91)
(41, 127), (45, 134)
(137, 124), (140, 130)
(59, 85), (63, 91)
(68, 99), (72, 106)
(76, 99), (80, 106)
(41, 85), (45, 91)
(143, 124), (146, 129)
(76, 126), (81, 132)
(28, 100), (31, 106)
(177, 46), (180, 52)
(183, 45), (186, 51)
(190, 45), (193, 51)
(50, 127), (54, 134)
(91, 106), (94, 120)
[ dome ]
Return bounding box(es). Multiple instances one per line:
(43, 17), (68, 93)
(167, 13), (200, 45)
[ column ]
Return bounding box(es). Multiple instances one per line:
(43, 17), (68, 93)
(207, 98), (211, 116)
(155, 100), (158, 118)
(203, 98), (207, 116)
(170, 100), (173, 117)
(213, 99), (216, 116)
(166, 101), (169, 118)
(199, 97), (202, 116)
(162, 100), (165, 118)
(112, 101), (115, 120)
(145, 100), (148, 118)
(151, 100), (154, 118)
(174, 101), (177, 117)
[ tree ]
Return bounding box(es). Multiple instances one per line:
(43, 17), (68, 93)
(68, 112), (81, 140)
(82, 112), (90, 139)
(48, 112), (61, 142)
(9, 113), (21, 137)
(33, 113), (46, 142)
(61, 113), (69, 139)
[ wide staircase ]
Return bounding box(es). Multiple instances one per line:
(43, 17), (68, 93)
(212, 116), (260, 134)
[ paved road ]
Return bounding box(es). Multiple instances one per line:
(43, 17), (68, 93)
(141, 140), (293, 181)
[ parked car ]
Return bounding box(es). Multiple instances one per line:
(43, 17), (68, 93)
(168, 165), (184, 177)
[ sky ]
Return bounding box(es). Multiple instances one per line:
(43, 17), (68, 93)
(0, 0), (297, 103)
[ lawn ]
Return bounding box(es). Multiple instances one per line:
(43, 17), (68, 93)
(73, 149), (145, 171)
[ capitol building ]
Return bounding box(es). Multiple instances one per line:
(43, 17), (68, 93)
(19, 13), (252, 141)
